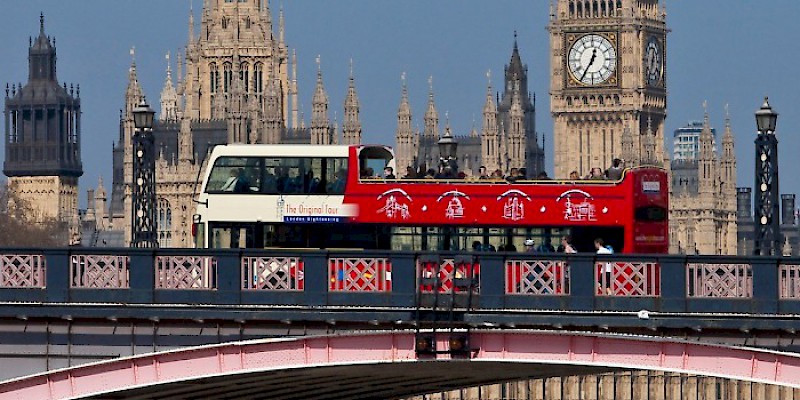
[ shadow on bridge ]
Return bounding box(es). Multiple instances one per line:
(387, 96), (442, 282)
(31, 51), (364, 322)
(1, 330), (798, 400)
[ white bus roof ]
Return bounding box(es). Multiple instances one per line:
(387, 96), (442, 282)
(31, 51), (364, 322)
(207, 144), (354, 158)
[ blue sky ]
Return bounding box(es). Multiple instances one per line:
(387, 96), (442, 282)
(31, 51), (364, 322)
(1, 1), (799, 205)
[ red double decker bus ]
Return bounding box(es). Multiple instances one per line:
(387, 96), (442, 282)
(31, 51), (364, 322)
(194, 144), (668, 254)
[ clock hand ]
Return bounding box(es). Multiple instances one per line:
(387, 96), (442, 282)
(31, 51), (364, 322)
(579, 49), (597, 82)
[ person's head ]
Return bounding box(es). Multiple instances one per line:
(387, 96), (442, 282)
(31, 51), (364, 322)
(509, 167), (518, 176)
(479, 166), (487, 175)
(472, 240), (482, 250)
(569, 170), (579, 180)
(594, 238), (604, 249)
(524, 239), (535, 249)
(612, 158), (622, 168)
(384, 166), (393, 175)
(590, 167), (603, 177)
(518, 168), (526, 177)
(493, 169), (503, 178)
(562, 235), (572, 245)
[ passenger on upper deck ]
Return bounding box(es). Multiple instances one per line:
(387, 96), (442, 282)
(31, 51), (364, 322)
(383, 167), (396, 179)
(478, 166), (490, 180)
(605, 158), (625, 180)
(506, 168), (519, 183)
(536, 171), (551, 180)
(586, 167), (604, 180)
(402, 166), (417, 179)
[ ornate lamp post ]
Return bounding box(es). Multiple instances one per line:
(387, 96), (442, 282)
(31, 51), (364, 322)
(131, 99), (157, 248)
(753, 97), (780, 256)
(437, 130), (458, 176)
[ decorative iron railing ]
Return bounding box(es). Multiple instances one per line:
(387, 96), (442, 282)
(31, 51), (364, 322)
(242, 256), (303, 291)
(687, 263), (752, 298)
(70, 255), (129, 289)
(779, 264), (800, 299)
(596, 261), (660, 297)
(418, 257), (479, 294)
(505, 260), (569, 295)
(0, 254), (45, 288)
(155, 255), (217, 290)
(329, 257), (391, 292)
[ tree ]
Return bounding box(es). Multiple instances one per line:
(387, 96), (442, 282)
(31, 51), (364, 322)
(0, 181), (69, 247)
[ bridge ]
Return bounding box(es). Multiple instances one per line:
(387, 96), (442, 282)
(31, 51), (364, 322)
(0, 248), (799, 398)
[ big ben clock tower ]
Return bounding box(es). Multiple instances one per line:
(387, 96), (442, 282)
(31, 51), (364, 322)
(549, 0), (667, 178)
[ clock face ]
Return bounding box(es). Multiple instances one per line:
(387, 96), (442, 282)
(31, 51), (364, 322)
(568, 34), (617, 86)
(645, 37), (663, 86)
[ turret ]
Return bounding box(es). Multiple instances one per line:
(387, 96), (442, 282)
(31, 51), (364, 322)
(342, 60), (361, 145)
(394, 73), (416, 175)
(481, 70), (499, 173)
(310, 56), (330, 145)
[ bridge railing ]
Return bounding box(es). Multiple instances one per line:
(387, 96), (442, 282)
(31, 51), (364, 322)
(0, 248), (796, 314)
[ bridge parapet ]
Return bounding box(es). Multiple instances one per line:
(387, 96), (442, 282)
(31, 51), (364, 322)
(1, 249), (798, 317)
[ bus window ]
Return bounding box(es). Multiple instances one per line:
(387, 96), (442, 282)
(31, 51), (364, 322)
(325, 158), (349, 194)
(358, 146), (394, 180)
(211, 223), (256, 248)
(635, 206), (667, 222)
(206, 157), (260, 193)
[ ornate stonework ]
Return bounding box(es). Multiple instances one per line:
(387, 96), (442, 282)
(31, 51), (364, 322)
(549, 0), (668, 177)
(4, 15), (82, 235)
(92, 1), (358, 248)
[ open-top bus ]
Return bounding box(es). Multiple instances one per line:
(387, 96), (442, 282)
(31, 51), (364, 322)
(193, 144), (668, 254)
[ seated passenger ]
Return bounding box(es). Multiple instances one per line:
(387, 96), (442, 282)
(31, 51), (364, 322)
(262, 169), (277, 193)
(220, 169), (238, 192)
(233, 168), (251, 193)
(383, 167), (396, 179)
(327, 169), (347, 193)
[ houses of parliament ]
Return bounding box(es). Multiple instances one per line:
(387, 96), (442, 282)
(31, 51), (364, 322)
(8, 0), (794, 256)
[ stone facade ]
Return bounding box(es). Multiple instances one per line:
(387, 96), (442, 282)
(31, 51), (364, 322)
(669, 111), (737, 255)
(407, 372), (800, 400)
(84, 0), (356, 247)
(394, 40), (545, 179)
(548, 0), (668, 178)
(3, 15), (82, 235)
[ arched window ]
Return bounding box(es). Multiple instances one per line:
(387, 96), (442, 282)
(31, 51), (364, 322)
(209, 63), (219, 93)
(240, 62), (250, 92)
(223, 63), (233, 93)
(157, 198), (172, 248)
(254, 63), (264, 93)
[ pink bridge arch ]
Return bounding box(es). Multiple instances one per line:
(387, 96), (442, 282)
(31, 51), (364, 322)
(1, 331), (799, 400)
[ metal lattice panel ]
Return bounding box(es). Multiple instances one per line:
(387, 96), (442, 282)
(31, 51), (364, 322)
(242, 256), (303, 291)
(505, 260), (569, 295)
(0, 254), (45, 288)
(687, 263), (752, 298)
(329, 258), (391, 292)
(155, 256), (217, 290)
(779, 264), (800, 299)
(596, 262), (660, 297)
(418, 258), (480, 294)
(70, 255), (129, 289)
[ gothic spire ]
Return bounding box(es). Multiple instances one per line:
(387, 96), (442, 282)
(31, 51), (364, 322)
(160, 52), (178, 121)
(311, 55), (330, 144)
(125, 47), (143, 110)
(342, 59), (361, 145)
(423, 75), (439, 138)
